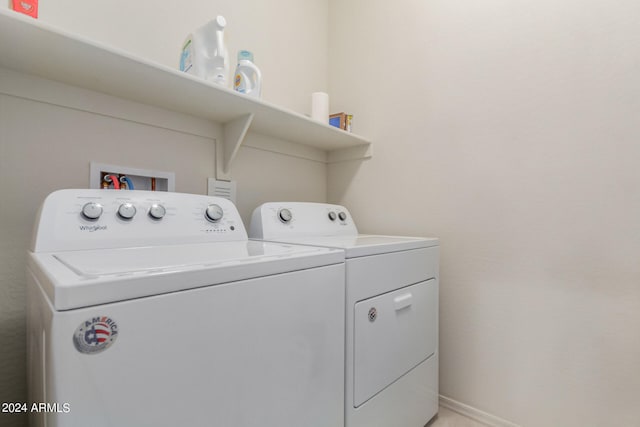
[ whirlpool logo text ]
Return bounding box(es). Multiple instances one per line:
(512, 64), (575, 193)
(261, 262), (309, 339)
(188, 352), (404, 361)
(78, 225), (107, 232)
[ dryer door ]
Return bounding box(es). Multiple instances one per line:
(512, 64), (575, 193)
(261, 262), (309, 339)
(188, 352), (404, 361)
(353, 279), (437, 407)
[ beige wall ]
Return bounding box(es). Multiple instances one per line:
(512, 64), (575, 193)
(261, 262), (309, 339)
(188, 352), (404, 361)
(0, 2), (328, 426)
(329, 0), (640, 425)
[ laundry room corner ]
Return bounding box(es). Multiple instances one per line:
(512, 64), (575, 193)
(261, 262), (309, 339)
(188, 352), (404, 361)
(3, 0), (640, 425)
(328, 0), (640, 426)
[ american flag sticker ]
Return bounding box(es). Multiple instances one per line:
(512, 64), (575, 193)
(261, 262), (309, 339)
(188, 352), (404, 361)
(73, 316), (119, 355)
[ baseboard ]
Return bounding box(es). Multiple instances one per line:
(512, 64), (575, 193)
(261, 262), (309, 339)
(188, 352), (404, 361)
(439, 395), (521, 427)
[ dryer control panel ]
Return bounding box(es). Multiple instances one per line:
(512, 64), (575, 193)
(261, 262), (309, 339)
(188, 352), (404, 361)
(31, 189), (247, 252)
(249, 202), (358, 239)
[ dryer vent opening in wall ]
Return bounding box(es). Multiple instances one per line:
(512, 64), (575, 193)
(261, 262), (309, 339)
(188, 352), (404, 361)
(208, 178), (236, 203)
(90, 162), (175, 191)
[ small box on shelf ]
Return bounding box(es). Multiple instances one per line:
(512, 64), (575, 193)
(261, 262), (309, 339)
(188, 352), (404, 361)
(329, 112), (353, 132)
(12, 0), (38, 18)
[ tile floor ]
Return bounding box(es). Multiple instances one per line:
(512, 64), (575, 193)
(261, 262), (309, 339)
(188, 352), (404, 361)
(426, 406), (490, 427)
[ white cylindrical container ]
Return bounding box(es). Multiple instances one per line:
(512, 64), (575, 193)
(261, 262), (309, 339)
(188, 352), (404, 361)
(311, 92), (329, 123)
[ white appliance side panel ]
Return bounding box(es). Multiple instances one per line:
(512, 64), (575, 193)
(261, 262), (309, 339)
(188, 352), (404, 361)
(348, 354), (439, 427)
(353, 279), (438, 407)
(346, 247), (439, 303)
(39, 265), (345, 427)
(26, 271), (51, 427)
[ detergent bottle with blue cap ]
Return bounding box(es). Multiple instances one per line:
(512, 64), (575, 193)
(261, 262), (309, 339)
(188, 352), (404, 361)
(233, 50), (262, 98)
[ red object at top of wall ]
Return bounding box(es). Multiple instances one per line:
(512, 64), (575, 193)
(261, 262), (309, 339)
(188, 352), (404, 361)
(12, 0), (38, 18)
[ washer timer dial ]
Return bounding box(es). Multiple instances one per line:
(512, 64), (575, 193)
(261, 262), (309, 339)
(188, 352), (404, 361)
(205, 204), (224, 223)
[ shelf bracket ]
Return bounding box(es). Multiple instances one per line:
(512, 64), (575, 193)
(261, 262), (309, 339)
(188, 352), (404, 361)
(327, 143), (373, 163)
(216, 113), (254, 181)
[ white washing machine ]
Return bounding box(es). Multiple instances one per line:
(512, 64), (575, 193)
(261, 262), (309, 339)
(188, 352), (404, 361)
(250, 202), (440, 427)
(27, 190), (346, 427)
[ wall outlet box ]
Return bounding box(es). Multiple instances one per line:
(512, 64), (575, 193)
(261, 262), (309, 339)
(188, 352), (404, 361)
(90, 162), (175, 191)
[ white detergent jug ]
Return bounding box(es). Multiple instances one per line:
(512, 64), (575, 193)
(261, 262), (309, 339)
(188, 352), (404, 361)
(180, 16), (229, 86)
(233, 50), (262, 98)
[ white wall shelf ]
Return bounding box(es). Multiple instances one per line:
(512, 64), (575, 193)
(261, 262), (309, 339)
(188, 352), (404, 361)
(0, 9), (372, 179)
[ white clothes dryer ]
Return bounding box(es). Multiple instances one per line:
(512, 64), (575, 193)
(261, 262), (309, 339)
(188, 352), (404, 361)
(250, 202), (440, 427)
(27, 190), (346, 427)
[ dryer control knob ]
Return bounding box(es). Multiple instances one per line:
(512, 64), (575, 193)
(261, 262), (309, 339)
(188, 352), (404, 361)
(81, 202), (103, 220)
(338, 211), (347, 221)
(278, 208), (292, 223)
(148, 204), (166, 220)
(205, 204), (224, 223)
(117, 203), (137, 220)
(328, 211), (337, 221)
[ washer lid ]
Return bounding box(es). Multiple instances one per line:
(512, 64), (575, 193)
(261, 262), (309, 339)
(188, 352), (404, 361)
(255, 234), (439, 258)
(29, 241), (344, 310)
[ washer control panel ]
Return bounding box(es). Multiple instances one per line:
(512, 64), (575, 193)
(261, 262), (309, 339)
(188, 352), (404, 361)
(249, 202), (358, 239)
(31, 190), (246, 252)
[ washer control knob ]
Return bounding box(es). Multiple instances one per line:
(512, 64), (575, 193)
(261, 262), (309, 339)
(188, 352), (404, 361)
(338, 211), (347, 221)
(117, 203), (137, 220)
(205, 204), (224, 223)
(148, 204), (166, 220)
(328, 211), (337, 221)
(81, 202), (103, 220)
(278, 208), (292, 223)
